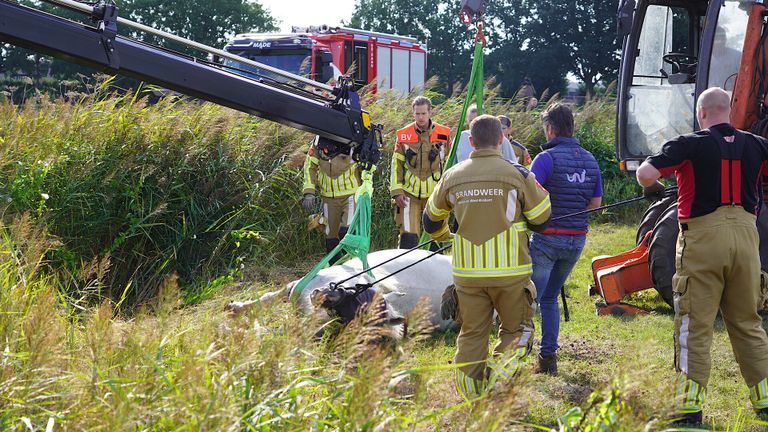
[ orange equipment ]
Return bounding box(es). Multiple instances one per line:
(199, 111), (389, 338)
(589, 232), (654, 315)
(604, 0), (768, 314)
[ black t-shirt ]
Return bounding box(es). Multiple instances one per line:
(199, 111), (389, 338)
(646, 123), (768, 219)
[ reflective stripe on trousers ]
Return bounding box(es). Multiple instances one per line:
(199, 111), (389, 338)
(751, 377), (768, 409)
(455, 369), (485, 399)
(676, 375), (705, 413)
(455, 347), (528, 399)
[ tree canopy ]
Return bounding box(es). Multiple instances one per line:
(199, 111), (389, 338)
(0, 0), (619, 99)
(1, 0), (277, 79)
(351, 0), (620, 98)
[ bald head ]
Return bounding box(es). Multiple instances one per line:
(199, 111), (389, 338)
(697, 87), (731, 129)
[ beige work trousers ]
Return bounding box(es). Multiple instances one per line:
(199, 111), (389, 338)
(454, 279), (536, 397)
(394, 192), (428, 235)
(322, 195), (355, 240)
(673, 206), (768, 388)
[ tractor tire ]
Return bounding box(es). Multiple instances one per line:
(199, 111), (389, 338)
(643, 201), (768, 311)
(758, 203), (768, 273)
(635, 192), (678, 246)
(647, 204), (678, 307)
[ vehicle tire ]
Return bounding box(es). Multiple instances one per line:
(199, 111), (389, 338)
(636, 191), (678, 245)
(645, 202), (768, 311)
(647, 204), (678, 307)
(757, 203), (768, 273)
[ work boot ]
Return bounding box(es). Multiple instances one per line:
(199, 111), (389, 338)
(535, 353), (557, 375)
(398, 233), (419, 249)
(669, 411), (703, 427)
(338, 226), (349, 240)
(428, 240), (443, 253)
(325, 238), (342, 265)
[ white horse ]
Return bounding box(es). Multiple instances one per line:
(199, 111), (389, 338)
(226, 249), (455, 331)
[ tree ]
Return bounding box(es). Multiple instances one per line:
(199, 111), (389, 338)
(516, 1), (574, 98)
(350, 0), (474, 95)
(1, 0), (277, 80)
(484, 0), (536, 97)
(563, 0), (620, 94)
(119, 0), (278, 56)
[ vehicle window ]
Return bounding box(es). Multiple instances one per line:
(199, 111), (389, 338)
(223, 49), (312, 81)
(708, 1), (749, 90)
(633, 5), (692, 85)
(626, 5), (697, 156)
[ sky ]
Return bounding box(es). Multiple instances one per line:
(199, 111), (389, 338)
(259, 0), (358, 33)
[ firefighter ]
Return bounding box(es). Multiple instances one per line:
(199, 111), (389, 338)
(302, 136), (361, 263)
(499, 114), (532, 166)
(636, 87), (768, 424)
(423, 114), (552, 398)
(390, 96), (452, 249)
(455, 104), (516, 163)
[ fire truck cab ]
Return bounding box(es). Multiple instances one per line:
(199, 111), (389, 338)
(223, 26), (427, 93)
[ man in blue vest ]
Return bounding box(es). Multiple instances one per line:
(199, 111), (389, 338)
(529, 103), (603, 375)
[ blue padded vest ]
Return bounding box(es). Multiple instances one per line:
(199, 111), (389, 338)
(540, 137), (600, 231)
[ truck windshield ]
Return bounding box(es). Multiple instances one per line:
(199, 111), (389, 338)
(624, 4), (697, 157)
(224, 49), (312, 81)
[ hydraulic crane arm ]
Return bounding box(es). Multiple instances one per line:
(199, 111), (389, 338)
(731, 0), (768, 132)
(0, 0), (381, 166)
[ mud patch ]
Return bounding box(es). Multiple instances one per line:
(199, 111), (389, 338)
(558, 334), (618, 364)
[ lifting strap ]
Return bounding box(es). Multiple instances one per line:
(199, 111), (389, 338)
(420, 22), (486, 246)
(445, 26), (486, 170)
(290, 168), (376, 302)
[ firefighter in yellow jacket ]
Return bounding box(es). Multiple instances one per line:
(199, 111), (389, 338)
(390, 95), (451, 249)
(302, 136), (361, 263)
(423, 115), (552, 398)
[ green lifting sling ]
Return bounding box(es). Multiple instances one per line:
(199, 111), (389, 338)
(419, 39), (486, 246)
(290, 168), (375, 301)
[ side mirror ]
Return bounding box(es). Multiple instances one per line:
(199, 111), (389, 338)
(319, 50), (335, 83)
(617, 0), (636, 37)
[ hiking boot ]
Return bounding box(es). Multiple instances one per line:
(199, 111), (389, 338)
(535, 353), (557, 375)
(757, 408), (768, 420)
(670, 411), (703, 426)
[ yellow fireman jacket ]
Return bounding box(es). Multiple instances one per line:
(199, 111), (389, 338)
(302, 144), (360, 198)
(425, 148), (551, 287)
(390, 121), (451, 199)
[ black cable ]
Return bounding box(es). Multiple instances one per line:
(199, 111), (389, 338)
(331, 239), (437, 287)
(352, 243), (452, 292)
(550, 186), (677, 222)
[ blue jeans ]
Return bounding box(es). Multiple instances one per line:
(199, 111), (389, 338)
(530, 233), (586, 356)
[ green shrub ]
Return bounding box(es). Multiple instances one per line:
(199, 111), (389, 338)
(0, 79), (638, 309)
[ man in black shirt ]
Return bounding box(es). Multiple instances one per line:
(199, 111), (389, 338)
(636, 87), (768, 424)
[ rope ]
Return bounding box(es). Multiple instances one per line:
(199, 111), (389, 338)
(550, 186), (677, 222)
(331, 239), (436, 287)
(331, 243), (453, 303)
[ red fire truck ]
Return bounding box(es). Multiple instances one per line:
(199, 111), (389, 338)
(223, 26), (427, 93)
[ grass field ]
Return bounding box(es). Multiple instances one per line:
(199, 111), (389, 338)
(3, 220), (767, 431)
(0, 87), (765, 430)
